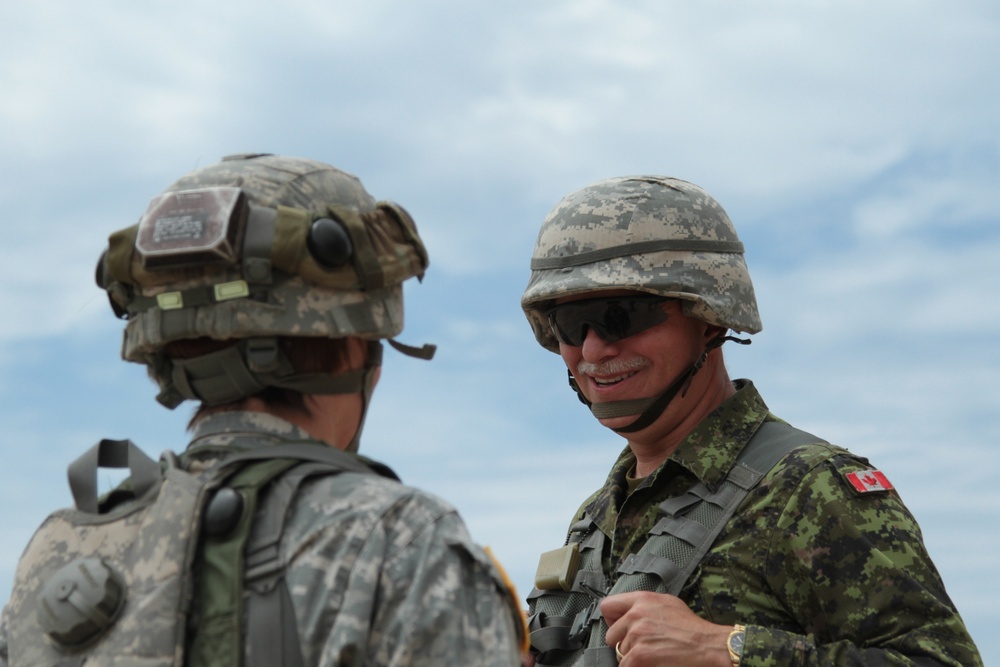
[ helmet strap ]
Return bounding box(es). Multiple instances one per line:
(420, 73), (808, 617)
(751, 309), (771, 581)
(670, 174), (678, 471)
(153, 337), (382, 409)
(344, 341), (383, 453)
(570, 334), (750, 434)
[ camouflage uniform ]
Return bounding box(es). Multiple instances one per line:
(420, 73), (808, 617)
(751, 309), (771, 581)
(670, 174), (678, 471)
(520, 176), (983, 665)
(0, 154), (525, 666)
(181, 410), (520, 667)
(530, 381), (981, 666)
(0, 410), (522, 667)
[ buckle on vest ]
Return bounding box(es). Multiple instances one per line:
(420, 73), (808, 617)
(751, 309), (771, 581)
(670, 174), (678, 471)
(568, 600), (599, 644)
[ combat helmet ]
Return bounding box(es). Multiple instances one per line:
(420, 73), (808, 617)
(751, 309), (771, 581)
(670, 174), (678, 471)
(96, 154), (433, 437)
(521, 176), (759, 433)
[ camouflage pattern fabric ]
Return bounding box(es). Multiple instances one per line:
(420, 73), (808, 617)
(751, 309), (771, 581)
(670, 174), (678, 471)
(530, 381), (983, 666)
(166, 154), (377, 211)
(0, 410), (522, 667)
(521, 176), (761, 353)
(101, 154), (430, 364)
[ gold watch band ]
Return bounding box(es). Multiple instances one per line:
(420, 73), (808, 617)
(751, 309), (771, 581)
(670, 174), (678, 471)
(726, 624), (746, 666)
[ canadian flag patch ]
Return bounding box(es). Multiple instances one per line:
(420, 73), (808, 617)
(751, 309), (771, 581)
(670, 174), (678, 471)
(845, 469), (894, 494)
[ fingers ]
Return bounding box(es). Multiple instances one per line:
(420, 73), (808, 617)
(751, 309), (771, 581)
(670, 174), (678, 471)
(601, 591), (649, 646)
(600, 590), (646, 626)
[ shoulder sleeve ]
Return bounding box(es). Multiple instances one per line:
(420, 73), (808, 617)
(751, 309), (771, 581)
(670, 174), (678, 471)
(367, 494), (523, 666)
(748, 447), (983, 666)
(281, 477), (522, 667)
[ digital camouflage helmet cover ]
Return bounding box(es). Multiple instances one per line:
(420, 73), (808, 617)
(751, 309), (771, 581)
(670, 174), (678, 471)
(521, 176), (760, 432)
(96, 153), (433, 416)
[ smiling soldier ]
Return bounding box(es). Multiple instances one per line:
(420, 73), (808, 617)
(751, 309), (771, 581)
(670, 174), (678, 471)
(519, 176), (982, 667)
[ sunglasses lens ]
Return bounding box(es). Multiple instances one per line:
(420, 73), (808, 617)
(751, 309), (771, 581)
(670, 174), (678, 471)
(548, 297), (670, 346)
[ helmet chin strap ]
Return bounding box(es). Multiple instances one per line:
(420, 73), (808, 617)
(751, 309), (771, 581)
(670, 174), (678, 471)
(568, 334), (750, 434)
(345, 341), (383, 453)
(346, 337), (435, 452)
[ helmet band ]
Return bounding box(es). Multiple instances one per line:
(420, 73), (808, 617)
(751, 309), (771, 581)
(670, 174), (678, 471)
(530, 238), (744, 270)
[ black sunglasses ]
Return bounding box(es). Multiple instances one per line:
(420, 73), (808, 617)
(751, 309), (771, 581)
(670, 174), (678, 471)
(546, 295), (673, 347)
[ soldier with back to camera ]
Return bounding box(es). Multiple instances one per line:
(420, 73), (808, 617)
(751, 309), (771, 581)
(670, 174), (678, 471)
(0, 153), (526, 667)
(520, 176), (981, 666)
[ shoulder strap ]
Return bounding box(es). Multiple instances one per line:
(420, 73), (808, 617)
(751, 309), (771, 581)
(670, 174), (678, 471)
(189, 442), (396, 667)
(243, 461), (340, 667)
(220, 442), (400, 481)
(188, 457), (301, 667)
(581, 419), (825, 663)
(614, 419), (825, 597)
(736, 420), (827, 477)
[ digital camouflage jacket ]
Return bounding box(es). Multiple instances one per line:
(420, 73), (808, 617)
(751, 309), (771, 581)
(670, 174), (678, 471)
(529, 381), (982, 666)
(0, 410), (522, 667)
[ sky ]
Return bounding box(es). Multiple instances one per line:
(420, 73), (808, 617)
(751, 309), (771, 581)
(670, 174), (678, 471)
(1, 0), (997, 661)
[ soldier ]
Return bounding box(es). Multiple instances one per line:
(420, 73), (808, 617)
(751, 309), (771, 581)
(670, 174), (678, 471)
(0, 154), (524, 666)
(520, 176), (982, 666)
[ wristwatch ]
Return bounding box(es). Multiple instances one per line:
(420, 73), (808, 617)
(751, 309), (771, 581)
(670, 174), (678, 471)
(726, 624), (746, 666)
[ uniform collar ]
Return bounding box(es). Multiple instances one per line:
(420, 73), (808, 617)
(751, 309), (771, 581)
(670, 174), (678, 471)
(586, 380), (769, 532)
(660, 379), (769, 490)
(186, 410), (317, 455)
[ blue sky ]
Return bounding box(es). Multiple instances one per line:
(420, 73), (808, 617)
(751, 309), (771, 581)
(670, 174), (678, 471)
(1, 0), (998, 661)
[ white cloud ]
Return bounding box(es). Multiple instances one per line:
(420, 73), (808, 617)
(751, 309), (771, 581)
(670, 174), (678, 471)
(0, 0), (997, 660)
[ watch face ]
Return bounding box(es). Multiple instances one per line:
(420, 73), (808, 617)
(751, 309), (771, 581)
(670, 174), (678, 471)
(729, 630), (745, 655)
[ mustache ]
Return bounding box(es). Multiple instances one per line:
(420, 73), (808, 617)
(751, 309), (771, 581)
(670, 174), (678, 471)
(577, 356), (650, 377)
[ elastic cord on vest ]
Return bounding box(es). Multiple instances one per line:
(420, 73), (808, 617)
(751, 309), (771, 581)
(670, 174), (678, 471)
(571, 334), (750, 434)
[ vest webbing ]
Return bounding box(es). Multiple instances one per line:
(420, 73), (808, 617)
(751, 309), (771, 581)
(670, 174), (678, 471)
(528, 420), (826, 667)
(188, 443), (397, 667)
(7, 438), (396, 667)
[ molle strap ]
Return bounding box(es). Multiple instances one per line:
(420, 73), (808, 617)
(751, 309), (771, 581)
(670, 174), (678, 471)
(657, 489), (702, 515)
(270, 206), (310, 269)
(617, 552), (681, 585)
(527, 612), (580, 654)
(609, 479), (747, 596)
(242, 204), (277, 284)
(650, 514), (710, 546)
(689, 479), (742, 506)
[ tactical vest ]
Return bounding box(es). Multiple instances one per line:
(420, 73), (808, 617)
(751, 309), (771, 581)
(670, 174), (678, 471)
(5, 437), (396, 667)
(526, 421), (826, 667)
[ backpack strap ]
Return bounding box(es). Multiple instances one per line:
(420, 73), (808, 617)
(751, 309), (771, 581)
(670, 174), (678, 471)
(188, 457), (301, 667)
(187, 443), (397, 667)
(219, 442), (400, 481)
(243, 461), (341, 667)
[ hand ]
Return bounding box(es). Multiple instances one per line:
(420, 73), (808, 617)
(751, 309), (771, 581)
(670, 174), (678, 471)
(601, 591), (733, 666)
